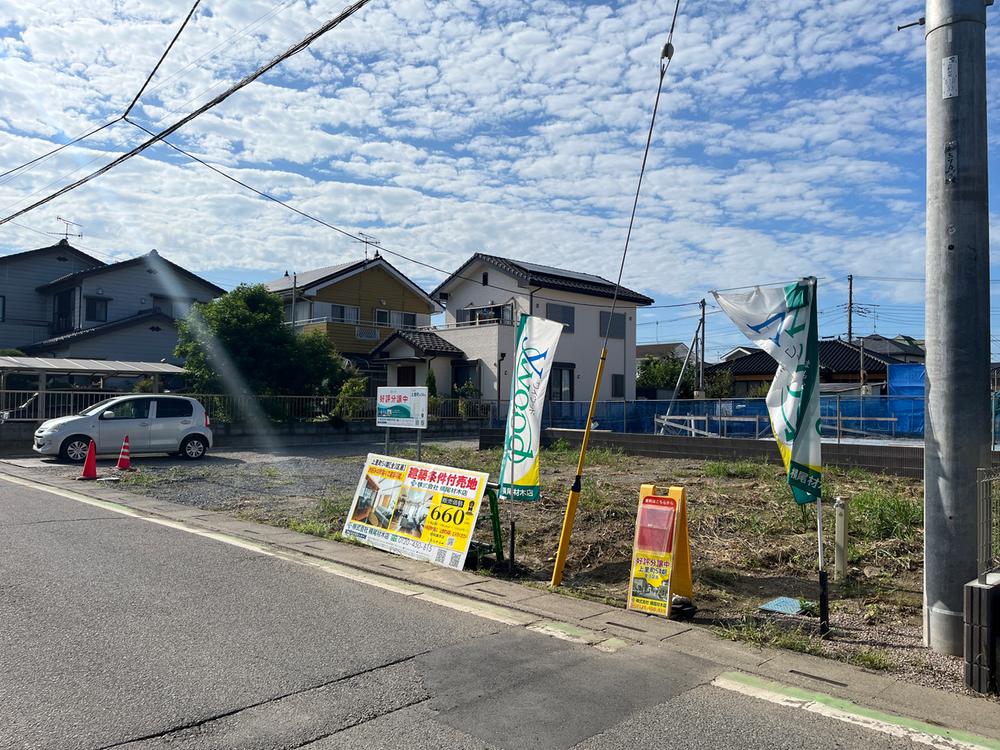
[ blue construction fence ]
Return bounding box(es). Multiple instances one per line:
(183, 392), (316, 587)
(491, 396), (944, 440)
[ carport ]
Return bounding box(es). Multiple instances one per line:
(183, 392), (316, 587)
(0, 357), (186, 422)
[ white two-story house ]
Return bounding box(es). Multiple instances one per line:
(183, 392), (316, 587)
(372, 253), (653, 402)
(0, 241), (223, 362)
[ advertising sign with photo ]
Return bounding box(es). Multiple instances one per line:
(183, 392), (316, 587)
(342, 453), (489, 570)
(376, 387), (428, 429)
(627, 485), (691, 618)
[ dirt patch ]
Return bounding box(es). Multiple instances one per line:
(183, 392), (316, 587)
(92, 441), (990, 697)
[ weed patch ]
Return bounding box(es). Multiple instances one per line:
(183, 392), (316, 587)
(718, 615), (824, 656)
(851, 488), (922, 540)
(847, 647), (894, 671)
(705, 460), (772, 480)
(288, 519), (334, 538)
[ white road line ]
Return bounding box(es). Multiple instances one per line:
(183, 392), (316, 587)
(0, 472), (544, 631)
(713, 674), (997, 750)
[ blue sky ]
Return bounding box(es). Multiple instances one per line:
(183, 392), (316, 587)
(0, 0), (998, 358)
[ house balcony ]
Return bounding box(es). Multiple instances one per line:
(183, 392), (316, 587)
(288, 316), (419, 354)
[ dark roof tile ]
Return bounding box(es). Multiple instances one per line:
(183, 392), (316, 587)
(432, 252), (654, 305)
(706, 339), (899, 377)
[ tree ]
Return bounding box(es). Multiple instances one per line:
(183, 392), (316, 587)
(636, 355), (693, 398)
(425, 368), (438, 397)
(704, 370), (733, 399)
(175, 284), (347, 396)
(0, 348), (26, 356)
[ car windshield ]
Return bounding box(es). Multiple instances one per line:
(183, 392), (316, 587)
(78, 398), (121, 416)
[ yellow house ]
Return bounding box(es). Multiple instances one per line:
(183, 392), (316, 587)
(265, 255), (438, 386)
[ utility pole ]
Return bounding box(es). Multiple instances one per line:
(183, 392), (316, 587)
(285, 270), (298, 330)
(847, 274), (853, 344)
(924, 0), (992, 656)
(699, 299), (706, 393)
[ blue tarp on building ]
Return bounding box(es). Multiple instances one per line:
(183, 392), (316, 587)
(888, 363), (925, 397)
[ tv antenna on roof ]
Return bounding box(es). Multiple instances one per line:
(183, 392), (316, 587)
(358, 232), (380, 261)
(49, 217), (83, 241)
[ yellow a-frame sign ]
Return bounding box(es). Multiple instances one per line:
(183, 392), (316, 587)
(627, 484), (691, 617)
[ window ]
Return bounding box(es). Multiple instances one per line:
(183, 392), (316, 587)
(549, 364), (575, 401)
(155, 398), (193, 418)
(611, 374), (625, 399)
(390, 310), (418, 329)
(0, 295), (5, 322)
(546, 303), (575, 333)
(375, 309), (389, 326)
(599, 311), (626, 339)
(330, 304), (360, 323)
(482, 272), (489, 286)
(101, 399), (151, 420)
(85, 297), (108, 322)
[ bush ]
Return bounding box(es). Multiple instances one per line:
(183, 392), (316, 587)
(454, 379), (481, 419)
(335, 376), (369, 420)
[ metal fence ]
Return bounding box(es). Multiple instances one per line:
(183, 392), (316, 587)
(0, 390), (988, 444)
(0, 390), (499, 425)
(494, 396), (929, 441)
(977, 468), (1000, 583)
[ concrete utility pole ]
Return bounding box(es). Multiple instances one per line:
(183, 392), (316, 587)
(699, 299), (706, 392)
(924, 0), (992, 656)
(847, 274), (854, 344)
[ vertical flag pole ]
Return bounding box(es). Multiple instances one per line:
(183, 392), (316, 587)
(550, 28), (678, 588)
(550, 348), (607, 586)
(817, 495), (830, 637)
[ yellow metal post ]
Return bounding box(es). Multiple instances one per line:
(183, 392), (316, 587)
(550, 348), (607, 587)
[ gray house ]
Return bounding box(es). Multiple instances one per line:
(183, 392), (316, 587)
(0, 240), (223, 362)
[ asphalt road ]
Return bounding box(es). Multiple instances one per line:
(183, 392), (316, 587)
(0, 479), (931, 750)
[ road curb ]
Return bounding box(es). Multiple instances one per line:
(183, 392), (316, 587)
(4, 463), (1000, 743)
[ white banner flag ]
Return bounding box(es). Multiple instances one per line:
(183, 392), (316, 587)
(498, 315), (563, 501)
(713, 278), (821, 504)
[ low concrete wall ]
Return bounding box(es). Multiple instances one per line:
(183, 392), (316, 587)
(212, 420), (478, 448)
(479, 428), (929, 478)
(0, 420), (480, 456)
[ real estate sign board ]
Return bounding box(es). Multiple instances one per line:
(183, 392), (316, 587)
(627, 484), (691, 618)
(376, 386), (428, 429)
(342, 453), (489, 570)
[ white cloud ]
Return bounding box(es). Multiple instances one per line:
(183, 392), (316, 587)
(0, 0), (995, 355)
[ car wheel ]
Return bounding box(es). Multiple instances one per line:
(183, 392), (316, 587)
(59, 435), (92, 464)
(180, 435), (207, 460)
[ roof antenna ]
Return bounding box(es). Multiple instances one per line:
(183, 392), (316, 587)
(48, 217), (83, 241)
(359, 232), (380, 261)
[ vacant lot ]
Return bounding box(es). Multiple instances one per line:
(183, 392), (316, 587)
(22, 440), (972, 694)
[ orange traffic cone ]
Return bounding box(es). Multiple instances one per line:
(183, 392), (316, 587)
(116, 435), (133, 471)
(76, 440), (97, 480)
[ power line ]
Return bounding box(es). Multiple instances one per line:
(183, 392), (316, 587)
(141, 0), (297, 124)
(0, 0), (375, 228)
(122, 120), (664, 310)
(0, 119), (122, 184)
(1, 0), (294, 187)
(124, 0), (202, 118)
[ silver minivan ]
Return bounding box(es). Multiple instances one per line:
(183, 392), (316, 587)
(33, 395), (213, 463)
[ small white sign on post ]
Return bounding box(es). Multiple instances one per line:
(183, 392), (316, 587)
(376, 387), (428, 429)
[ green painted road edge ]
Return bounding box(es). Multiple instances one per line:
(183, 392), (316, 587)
(718, 671), (1000, 750)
